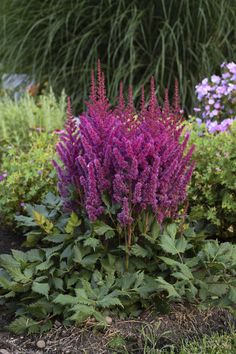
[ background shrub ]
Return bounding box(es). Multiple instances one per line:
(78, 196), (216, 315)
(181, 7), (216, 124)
(0, 133), (57, 224)
(1, 0), (236, 111)
(194, 62), (236, 133)
(0, 90), (66, 144)
(188, 121), (236, 240)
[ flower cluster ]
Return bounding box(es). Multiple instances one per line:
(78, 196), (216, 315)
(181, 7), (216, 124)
(0, 172), (7, 182)
(194, 62), (236, 133)
(54, 64), (194, 226)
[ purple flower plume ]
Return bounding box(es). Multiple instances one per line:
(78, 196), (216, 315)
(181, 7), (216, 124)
(54, 63), (194, 226)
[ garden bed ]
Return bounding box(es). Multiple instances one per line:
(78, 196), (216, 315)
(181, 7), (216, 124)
(0, 305), (235, 353)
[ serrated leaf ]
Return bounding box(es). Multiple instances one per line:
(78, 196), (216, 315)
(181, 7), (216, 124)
(69, 304), (95, 322)
(12, 250), (28, 264)
(26, 249), (43, 262)
(73, 244), (82, 263)
(98, 295), (123, 308)
(54, 294), (78, 305)
(60, 244), (73, 260)
(81, 254), (100, 268)
(93, 221), (114, 236)
(32, 282), (50, 298)
(53, 277), (64, 291)
(156, 277), (180, 298)
(131, 244), (149, 258)
(8, 316), (39, 334)
(121, 273), (136, 290)
(166, 223), (177, 238)
(0, 254), (20, 268)
(43, 234), (66, 243)
(65, 212), (81, 234)
(175, 237), (188, 253)
(228, 286), (236, 303)
(83, 238), (100, 251)
(150, 221), (161, 239)
(178, 263), (193, 280)
(0, 275), (14, 290)
(159, 235), (178, 255)
(134, 271), (145, 289)
(158, 256), (179, 267)
(105, 230), (115, 240)
(172, 272), (189, 281)
(35, 259), (53, 271)
(208, 284), (228, 297)
(23, 231), (41, 247)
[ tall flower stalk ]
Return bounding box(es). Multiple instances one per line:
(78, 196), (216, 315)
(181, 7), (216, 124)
(54, 63), (194, 269)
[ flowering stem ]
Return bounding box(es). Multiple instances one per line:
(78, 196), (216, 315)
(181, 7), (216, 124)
(125, 224), (132, 271)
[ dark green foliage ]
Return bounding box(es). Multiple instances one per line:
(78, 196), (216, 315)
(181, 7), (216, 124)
(188, 121), (236, 240)
(1, 194), (236, 334)
(1, 0), (236, 111)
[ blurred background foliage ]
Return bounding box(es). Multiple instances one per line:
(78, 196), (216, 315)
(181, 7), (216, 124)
(0, 0), (236, 113)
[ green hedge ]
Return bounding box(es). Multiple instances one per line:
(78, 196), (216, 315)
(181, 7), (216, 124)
(188, 121), (236, 240)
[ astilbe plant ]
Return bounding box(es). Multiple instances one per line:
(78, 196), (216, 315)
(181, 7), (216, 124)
(54, 64), (194, 249)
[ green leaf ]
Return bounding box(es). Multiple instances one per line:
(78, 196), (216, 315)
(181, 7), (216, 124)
(175, 237), (188, 253)
(12, 250), (28, 264)
(65, 212), (81, 234)
(150, 221), (161, 239)
(69, 304), (95, 322)
(81, 254), (100, 268)
(35, 259), (53, 271)
(166, 223), (177, 238)
(54, 294), (78, 305)
(131, 244), (149, 258)
(105, 230), (115, 240)
(0, 275), (14, 290)
(156, 277), (180, 298)
(43, 234), (66, 243)
(0, 254), (20, 269)
(73, 244), (82, 263)
(159, 235), (178, 255)
(208, 284), (228, 297)
(178, 264), (193, 280)
(121, 273), (136, 290)
(53, 277), (64, 291)
(83, 238), (100, 251)
(32, 282), (50, 298)
(93, 221), (114, 236)
(228, 286), (236, 303)
(172, 272), (189, 281)
(8, 316), (39, 334)
(26, 249), (43, 262)
(158, 256), (179, 267)
(98, 295), (123, 308)
(134, 271), (145, 288)
(23, 231), (41, 247)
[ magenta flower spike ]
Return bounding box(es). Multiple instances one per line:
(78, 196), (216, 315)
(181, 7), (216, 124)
(54, 62), (194, 227)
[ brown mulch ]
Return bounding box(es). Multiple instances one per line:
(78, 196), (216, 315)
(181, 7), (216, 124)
(0, 305), (235, 354)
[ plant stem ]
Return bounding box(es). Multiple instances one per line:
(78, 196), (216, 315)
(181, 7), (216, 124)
(125, 224), (132, 271)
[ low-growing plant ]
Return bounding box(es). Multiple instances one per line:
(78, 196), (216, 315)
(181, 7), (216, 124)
(0, 89), (66, 144)
(187, 120), (236, 240)
(1, 195), (236, 334)
(0, 133), (57, 224)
